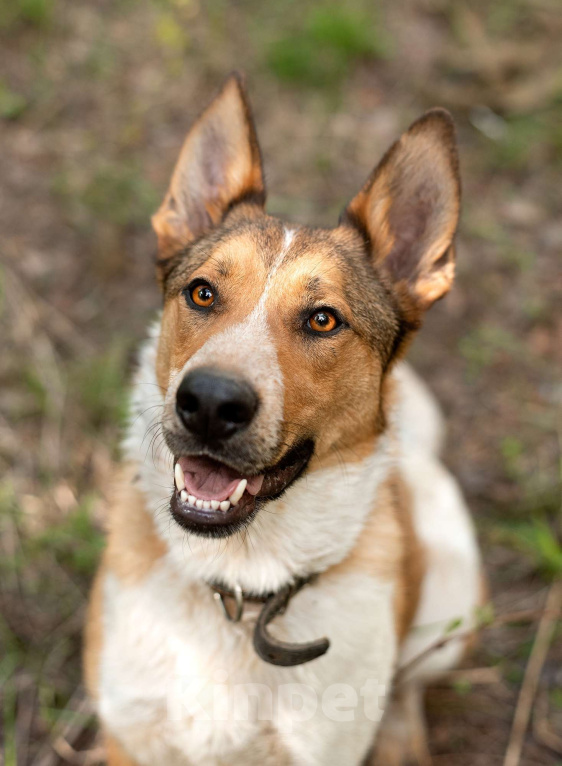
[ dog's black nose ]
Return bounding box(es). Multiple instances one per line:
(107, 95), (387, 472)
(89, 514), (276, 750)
(176, 367), (259, 444)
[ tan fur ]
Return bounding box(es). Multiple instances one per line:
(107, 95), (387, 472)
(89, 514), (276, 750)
(323, 374), (423, 645)
(105, 733), (142, 766)
(371, 685), (431, 766)
(155, 225), (281, 392)
(267, 244), (386, 461)
(104, 466), (167, 585)
(83, 565), (105, 701)
(83, 467), (166, 702)
(329, 470), (424, 643)
(392, 475), (426, 642)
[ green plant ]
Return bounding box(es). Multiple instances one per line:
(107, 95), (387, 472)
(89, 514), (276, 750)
(267, 4), (390, 87)
(459, 323), (522, 378)
(0, 81), (27, 120)
(80, 163), (158, 228)
(502, 516), (562, 579)
(155, 10), (190, 54)
(0, 0), (55, 30)
(500, 435), (524, 481)
(72, 340), (131, 432)
(486, 111), (562, 172)
(32, 499), (105, 576)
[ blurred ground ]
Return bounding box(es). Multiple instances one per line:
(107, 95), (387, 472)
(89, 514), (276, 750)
(1, 0), (561, 764)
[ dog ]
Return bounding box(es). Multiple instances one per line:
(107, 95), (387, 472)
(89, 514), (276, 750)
(84, 74), (482, 766)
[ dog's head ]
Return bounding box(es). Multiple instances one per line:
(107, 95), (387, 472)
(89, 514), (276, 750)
(151, 74), (460, 538)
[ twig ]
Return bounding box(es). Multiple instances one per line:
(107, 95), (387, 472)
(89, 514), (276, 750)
(15, 679), (36, 766)
(395, 605), (559, 686)
(396, 626), (476, 685)
(52, 737), (105, 765)
(33, 687), (93, 766)
(83, 745), (106, 766)
(503, 579), (562, 766)
(533, 686), (562, 756)
(438, 666), (503, 686)
(53, 736), (84, 764)
(2, 261), (95, 355)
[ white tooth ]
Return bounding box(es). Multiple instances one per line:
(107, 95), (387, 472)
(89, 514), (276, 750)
(174, 463), (185, 492)
(195, 499), (204, 509)
(219, 500), (230, 512)
(211, 500), (220, 511)
(229, 479), (247, 506)
(180, 490), (188, 502)
(188, 495), (196, 505)
(203, 500), (211, 509)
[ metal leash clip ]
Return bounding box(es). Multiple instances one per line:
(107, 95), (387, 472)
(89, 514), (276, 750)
(214, 583), (244, 622)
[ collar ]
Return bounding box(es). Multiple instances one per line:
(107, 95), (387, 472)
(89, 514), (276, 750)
(208, 575), (330, 667)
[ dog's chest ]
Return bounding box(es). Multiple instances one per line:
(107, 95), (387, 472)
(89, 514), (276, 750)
(98, 560), (396, 766)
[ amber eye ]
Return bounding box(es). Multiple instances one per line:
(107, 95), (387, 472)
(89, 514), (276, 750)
(307, 310), (339, 334)
(190, 283), (215, 308)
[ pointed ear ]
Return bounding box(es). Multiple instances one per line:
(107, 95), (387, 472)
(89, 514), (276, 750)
(152, 73), (265, 260)
(342, 109), (461, 320)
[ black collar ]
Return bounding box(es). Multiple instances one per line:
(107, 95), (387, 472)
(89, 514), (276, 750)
(208, 575), (330, 667)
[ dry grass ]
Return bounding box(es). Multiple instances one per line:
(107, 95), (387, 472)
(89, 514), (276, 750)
(1, 0), (561, 763)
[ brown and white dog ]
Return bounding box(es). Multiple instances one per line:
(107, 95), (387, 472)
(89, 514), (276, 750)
(84, 75), (482, 765)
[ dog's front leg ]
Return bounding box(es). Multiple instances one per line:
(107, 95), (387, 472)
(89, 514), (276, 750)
(370, 684), (431, 766)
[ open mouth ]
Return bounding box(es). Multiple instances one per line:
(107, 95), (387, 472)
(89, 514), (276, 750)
(169, 440), (314, 537)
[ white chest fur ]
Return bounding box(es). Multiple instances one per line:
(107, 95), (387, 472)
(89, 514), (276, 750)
(98, 560), (396, 766)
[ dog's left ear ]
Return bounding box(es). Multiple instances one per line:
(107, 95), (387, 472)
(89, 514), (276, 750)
(152, 73), (265, 261)
(342, 109), (460, 320)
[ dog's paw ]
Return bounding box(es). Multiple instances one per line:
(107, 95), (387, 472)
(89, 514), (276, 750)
(369, 685), (432, 766)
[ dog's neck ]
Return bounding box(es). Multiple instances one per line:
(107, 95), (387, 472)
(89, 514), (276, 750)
(123, 323), (397, 595)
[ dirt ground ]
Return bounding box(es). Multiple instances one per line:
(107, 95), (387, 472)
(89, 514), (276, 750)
(1, 1), (561, 764)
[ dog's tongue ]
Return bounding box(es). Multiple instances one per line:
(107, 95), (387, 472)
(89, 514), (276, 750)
(177, 456), (263, 502)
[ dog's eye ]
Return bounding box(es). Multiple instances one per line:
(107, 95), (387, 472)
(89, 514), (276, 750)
(307, 310), (339, 334)
(189, 283), (215, 308)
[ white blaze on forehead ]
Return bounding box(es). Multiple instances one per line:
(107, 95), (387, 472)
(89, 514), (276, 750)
(167, 227), (297, 457)
(251, 227), (295, 317)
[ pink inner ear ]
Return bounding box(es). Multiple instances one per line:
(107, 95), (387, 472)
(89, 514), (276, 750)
(384, 187), (433, 283)
(179, 127), (231, 239)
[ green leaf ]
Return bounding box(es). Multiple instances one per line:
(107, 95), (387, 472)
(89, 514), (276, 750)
(0, 81), (27, 120)
(445, 617), (463, 634)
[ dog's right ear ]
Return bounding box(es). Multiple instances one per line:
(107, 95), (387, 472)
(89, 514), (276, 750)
(152, 73), (265, 262)
(341, 109), (461, 325)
